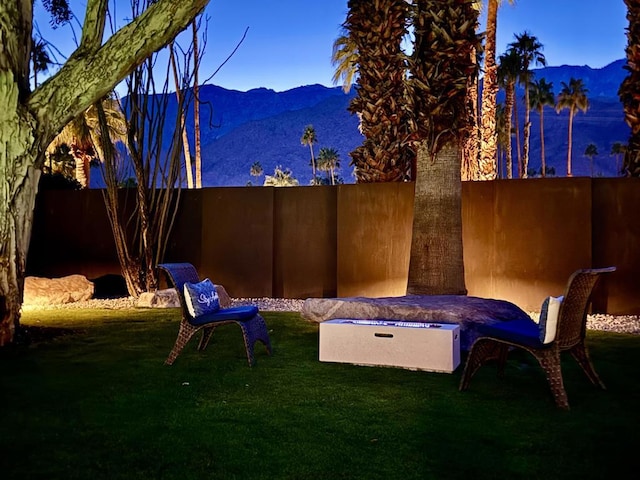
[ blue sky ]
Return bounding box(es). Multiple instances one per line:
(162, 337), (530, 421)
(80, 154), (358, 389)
(34, 0), (629, 93)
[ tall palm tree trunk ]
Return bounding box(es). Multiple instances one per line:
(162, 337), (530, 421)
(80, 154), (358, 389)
(514, 97), (522, 177)
(192, 21), (202, 189)
(539, 107), (546, 176)
(408, 143), (466, 295)
(169, 44), (194, 188)
(462, 47), (479, 181)
(567, 108), (575, 176)
(478, 0), (499, 179)
(505, 82), (515, 178)
(522, 87), (531, 177)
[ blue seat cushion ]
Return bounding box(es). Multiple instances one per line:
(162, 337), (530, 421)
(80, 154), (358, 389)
(189, 305), (259, 326)
(477, 318), (549, 349)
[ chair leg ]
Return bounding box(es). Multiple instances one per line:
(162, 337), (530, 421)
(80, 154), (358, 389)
(569, 342), (606, 389)
(197, 325), (217, 351)
(238, 314), (273, 367)
(534, 348), (570, 410)
(459, 338), (504, 391)
(165, 321), (200, 366)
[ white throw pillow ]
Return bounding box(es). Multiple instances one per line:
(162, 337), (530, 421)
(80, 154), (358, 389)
(183, 278), (220, 318)
(538, 295), (563, 344)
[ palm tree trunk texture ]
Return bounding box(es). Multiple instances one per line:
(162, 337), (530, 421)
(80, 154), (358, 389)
(514, 97), (522, 177)
(567, 108), (575, 176)
(523, 87), (531, 177)
(478, 0), (499, 180)
(540, 107), (546, 176)
(505, 83), (515, 179)
(169, 44), (194, 189)
(462, 47), (479, 181)
(193, 21), (202, 189)
(407, 143), (466, 296)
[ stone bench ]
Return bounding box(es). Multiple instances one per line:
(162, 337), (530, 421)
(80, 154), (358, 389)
(302, 295), (532, 351)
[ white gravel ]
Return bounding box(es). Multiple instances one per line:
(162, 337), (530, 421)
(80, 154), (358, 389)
(23, 297), (639, 335)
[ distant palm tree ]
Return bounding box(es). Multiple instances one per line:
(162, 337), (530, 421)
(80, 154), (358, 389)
(610, 142), (627, 175)
(46, 96), (127, 188)
(250, 161), (263, 178)
(556, 78), (589, 177)
(263, 166), (299, 187)
(619, 0), (640, 176)
(300, 125), (318, 180)
(498, 48), (522, 179)
(479, 0), (515, 180)
(495, 103), (509, 178)
(331, 32), (358, 93)
(584, 143), (598, 177)
(529, 78), (555, 177)
(508, 31), (546, 178)
(317, 147), (340, 185)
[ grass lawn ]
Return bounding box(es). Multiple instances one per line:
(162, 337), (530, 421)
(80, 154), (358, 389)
(1, 308), (639, 479)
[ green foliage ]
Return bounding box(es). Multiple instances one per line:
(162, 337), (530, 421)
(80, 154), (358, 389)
(1, 310), (639, 479)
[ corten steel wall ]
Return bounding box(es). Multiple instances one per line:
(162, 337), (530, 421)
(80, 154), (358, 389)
(273, 187), (337, 299)
(462, 178), (595, 311)
(591, 178), (640, 314)
(28, 189), (123, 279)
(196, 187), (274, 298)
(26, 179), (640, 314)
(337, 182), (414, 298)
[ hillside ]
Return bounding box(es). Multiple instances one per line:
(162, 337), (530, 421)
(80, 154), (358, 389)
(90, 59), (631, 187)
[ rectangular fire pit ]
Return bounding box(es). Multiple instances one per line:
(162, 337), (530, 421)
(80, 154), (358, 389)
(319, 319), (460, 373)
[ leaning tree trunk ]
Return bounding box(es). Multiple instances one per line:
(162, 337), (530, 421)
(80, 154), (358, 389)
(1, 0), (209, 344)
(407, 142), (466, 295)
(0, 75), (42, 344)
(567, 109), (575, 177)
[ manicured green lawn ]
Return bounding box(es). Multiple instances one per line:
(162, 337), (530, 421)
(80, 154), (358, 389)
(1, 308), (639, 479)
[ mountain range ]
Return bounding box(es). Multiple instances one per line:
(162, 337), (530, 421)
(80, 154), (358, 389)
(92, 59), (630, 187)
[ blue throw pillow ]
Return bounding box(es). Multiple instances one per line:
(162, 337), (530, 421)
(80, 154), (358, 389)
(183, 278), (220, 318)
(538, 295), (563, 344)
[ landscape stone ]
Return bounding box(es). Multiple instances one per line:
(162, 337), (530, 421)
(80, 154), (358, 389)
(302, 295), (532, 351)
(136, 285), (231, 309)
(24, 275), (94, 305)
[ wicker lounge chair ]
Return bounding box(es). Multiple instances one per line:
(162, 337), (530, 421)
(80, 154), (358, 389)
(459, 267), (615, 409)
(158, 263), (272, 366)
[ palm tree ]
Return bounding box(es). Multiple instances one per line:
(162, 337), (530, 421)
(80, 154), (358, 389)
(300, 125), (318, 180)
(556, 78), (589, 177)
(584, 143), (598, 177)
(263, 166), (299, 187)
(345, 0), (412, 182)
(495, 103), (509, 178)
(405, 0), (481, 295)
(498, 48), (522, 179)
(529, 78), (555, 177)
(250, 161), (263, 179)
(46, 96), (127, 188)
(508, 31), (546, 178)
(331, 32), (358, 93)
(619, 0), (640, 176)
(610, 142), (627, 175)
(479, 0), (515, 180)
(317, 147), (341, 185)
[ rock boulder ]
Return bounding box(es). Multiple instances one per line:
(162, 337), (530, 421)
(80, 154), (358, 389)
(24, 275), (94, 306)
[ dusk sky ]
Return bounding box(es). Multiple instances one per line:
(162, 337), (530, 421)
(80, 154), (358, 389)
(34, 0), (629, 93)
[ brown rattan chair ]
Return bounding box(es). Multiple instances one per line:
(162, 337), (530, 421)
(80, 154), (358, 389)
(158, 263), (272, 366)
(459, 267), (615, 409)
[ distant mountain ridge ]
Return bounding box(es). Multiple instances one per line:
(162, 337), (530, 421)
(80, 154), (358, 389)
(91, 59), (630, 187)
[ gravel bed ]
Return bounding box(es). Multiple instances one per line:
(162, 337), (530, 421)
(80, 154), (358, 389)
(23, 297), (639, 334)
